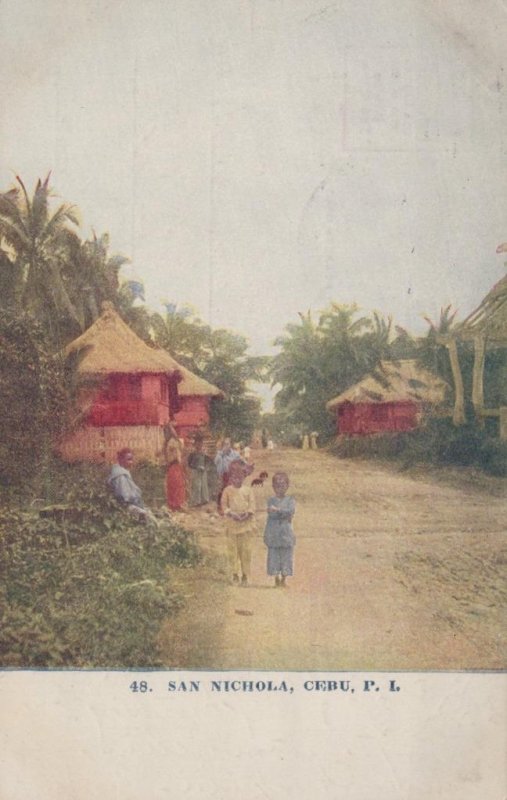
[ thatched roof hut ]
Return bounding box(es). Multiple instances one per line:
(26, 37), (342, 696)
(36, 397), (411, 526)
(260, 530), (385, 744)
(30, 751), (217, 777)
(326, 360), (448, 436)
(65, 303), (222, 398)
(327, 360), (448, 408)
(60, 304), (222, 462)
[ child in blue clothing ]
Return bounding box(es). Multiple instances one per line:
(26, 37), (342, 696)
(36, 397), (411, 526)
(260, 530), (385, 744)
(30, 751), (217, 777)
(263, 471), (296, 588)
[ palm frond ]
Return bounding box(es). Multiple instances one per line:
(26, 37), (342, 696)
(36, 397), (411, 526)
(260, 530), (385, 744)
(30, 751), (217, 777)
(0, 216), (31, 252)
(15, 175), (32, 219)
(44, 203), (80, 240)
(0, 190), (28, 236)
(107, 254), (130, 271)
(32, 177), (50, 236)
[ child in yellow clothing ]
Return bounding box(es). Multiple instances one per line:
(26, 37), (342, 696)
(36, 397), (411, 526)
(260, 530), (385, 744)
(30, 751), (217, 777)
(221, 461), (257, 585)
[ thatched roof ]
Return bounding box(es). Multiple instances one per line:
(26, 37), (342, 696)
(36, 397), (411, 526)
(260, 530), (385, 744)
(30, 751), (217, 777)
(326, 359), (449, 409)
(161, 356), (224, 397)
(453, 274), (507, 343)
(65, 304), (223, 397)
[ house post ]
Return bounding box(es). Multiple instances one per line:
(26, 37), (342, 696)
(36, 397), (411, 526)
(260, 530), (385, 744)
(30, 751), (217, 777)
(471, 334), (486, 427)
(446, 338), (466, 425)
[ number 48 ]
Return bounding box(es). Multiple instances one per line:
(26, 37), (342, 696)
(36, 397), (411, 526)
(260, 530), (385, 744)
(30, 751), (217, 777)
(130, 680), (150, 693)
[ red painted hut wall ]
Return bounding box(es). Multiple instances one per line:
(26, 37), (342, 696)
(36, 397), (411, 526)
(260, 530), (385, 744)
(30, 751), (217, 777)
(337, 401), (420, 435)
(86, 374), (172, 427)
(174, 396), (211, 439)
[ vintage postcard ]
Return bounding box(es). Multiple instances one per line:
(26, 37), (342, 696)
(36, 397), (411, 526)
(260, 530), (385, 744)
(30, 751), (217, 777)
(0, 1), (506, 797)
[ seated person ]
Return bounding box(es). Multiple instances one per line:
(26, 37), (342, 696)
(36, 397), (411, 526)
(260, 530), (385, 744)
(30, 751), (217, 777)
(107, 448), (158, 525)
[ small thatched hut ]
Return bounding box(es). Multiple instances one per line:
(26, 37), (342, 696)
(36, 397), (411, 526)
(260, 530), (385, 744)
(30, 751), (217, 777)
(59, 303), (222, 463)
(326, 359), (449, 436)
(166, 361), (223, 441)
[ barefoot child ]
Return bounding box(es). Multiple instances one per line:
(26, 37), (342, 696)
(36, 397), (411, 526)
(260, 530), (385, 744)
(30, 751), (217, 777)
(264, 472), (296, 587)
(221, 461), (257, 586)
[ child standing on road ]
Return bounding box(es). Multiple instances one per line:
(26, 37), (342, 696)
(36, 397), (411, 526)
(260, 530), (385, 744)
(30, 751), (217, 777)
(264, 472), (296, 588)
(221, 461), (257, 586)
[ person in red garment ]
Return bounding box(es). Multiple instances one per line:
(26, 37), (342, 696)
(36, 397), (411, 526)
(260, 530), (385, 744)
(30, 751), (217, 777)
(165, 438), (187, 511)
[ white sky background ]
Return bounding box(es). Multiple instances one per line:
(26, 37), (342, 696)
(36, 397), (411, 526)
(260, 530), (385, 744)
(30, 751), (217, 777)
(1, 0), (506, 367)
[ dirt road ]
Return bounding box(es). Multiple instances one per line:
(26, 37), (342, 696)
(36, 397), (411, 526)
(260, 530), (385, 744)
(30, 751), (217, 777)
(160, 447), (506, 670)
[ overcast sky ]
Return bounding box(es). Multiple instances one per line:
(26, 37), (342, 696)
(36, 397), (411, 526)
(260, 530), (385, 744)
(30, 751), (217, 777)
(1, 0), (506, 362)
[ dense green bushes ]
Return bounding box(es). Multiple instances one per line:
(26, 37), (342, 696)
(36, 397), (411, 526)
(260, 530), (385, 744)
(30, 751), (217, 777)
(0, 311), (76, 489)
(330, 418), (507, 477)
(0, 466), (201, 668)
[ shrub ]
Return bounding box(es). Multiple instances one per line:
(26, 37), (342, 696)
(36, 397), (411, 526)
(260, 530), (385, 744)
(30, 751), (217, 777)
(330, 418), (507, 477)
(0, 311), (75, 488)
(0, 472), (201, 668)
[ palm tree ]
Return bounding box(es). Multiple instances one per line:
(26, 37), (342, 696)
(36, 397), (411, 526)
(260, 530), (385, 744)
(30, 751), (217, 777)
(418, 304), (460, 386)
(270, 310), (332, 433)
(270, 304), (392, 436)
(151, 305), (208, 369)
(115, 282), (155, 343)
(319, 303), (376, 392)
(0, 246), (23, 308)
(0, 174), (82, 334)
(64, 231), (129, 329)
(271, 311), (324, 403)
(422, 304), (458, 337)
(370, 311), (393, 356)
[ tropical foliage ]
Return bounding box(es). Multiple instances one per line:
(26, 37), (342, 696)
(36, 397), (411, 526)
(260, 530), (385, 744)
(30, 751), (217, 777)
(65, 231), (129, 330)
(270, 304), (399, 439)
(415, 305), (507, 422)
(151, 307), (266, 441)
(0, 310), (76, 489)
(330, 417), (507, 476)
(0, 174), (82, 342)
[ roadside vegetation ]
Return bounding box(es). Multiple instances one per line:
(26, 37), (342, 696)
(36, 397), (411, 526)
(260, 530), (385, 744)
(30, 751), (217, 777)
(0, 463), (200, 668)
(330, 417), (507, 477)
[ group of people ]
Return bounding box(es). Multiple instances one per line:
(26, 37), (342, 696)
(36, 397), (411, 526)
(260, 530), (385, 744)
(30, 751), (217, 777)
(107, 435), (254, 516)
(221, 461), (296, 588)
(301, 431), (319, 450)
(108, 435), (296, 589)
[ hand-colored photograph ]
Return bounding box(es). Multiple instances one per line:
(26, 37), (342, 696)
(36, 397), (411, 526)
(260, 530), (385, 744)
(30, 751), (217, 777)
(1, 0), (505, 675)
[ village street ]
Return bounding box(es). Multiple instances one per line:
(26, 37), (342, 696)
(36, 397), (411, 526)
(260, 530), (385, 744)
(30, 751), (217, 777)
(160, 447), (506, 671)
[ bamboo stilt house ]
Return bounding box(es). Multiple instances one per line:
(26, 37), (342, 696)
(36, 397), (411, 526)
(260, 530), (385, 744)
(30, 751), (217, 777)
(326, 359), (449, 436)
(59, 303), (222, 463)
(438, 274), (507, 435)
(167, 363), (223, 440)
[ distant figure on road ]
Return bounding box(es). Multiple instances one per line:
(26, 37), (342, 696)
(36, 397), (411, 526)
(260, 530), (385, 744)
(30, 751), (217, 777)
(302, 434), (309, 450)
(264, 471), (296, 588)
(310, 431), (319, 450)
(261, 428), (268, 449)
(267, 438), (274, 451)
